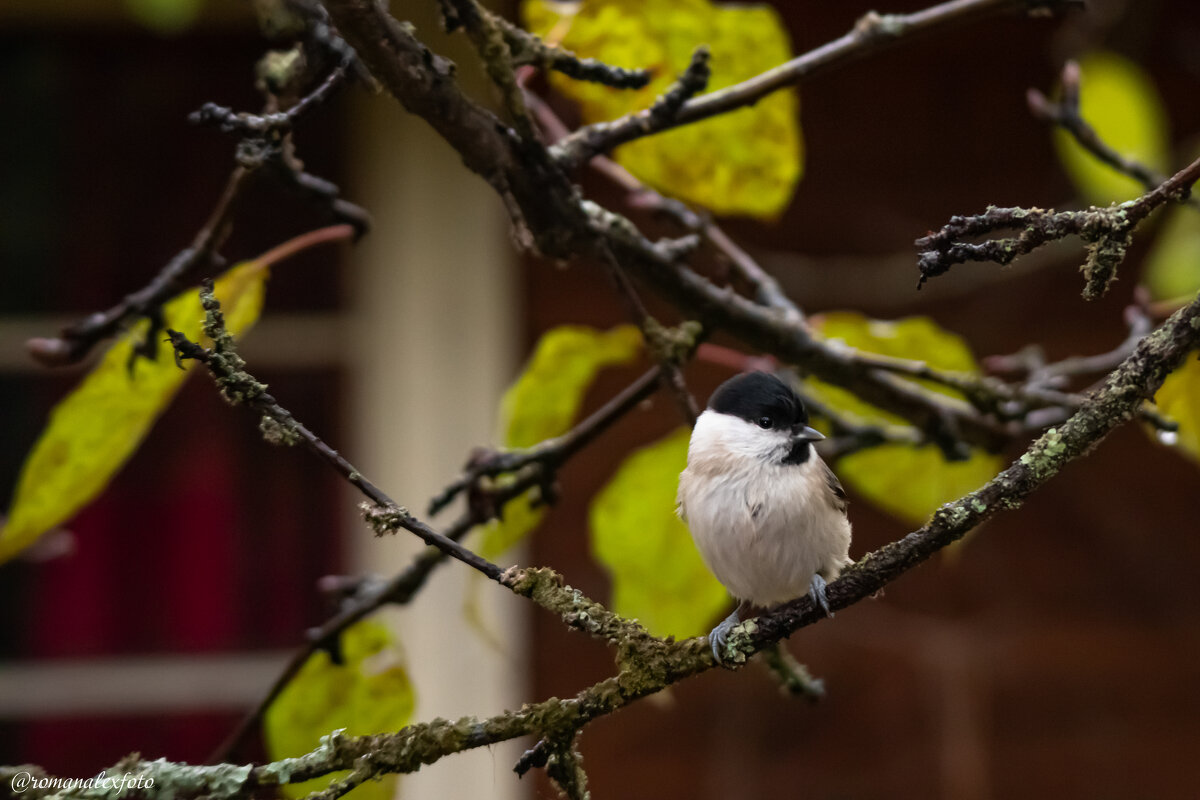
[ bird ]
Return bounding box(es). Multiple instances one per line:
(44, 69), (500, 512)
(677, 371), (852, 662)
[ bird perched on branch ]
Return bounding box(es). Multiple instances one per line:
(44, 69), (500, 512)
(677, 371), (852, 662)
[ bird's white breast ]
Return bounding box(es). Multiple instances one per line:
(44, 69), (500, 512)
(677, 410), (852, 606)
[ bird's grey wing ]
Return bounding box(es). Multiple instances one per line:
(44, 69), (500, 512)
(821, 459), (848, 514)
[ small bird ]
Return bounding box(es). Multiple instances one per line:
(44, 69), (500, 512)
(677, 371), (852, 662)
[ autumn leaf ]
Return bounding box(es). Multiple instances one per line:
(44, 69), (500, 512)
(478, 324), (643, 559)
(1148, 357), (1200, 463)
(589, 427), (728, 638)
(1140, 186), (1200, 303)
(523, 0), (802, 218)
(0, 261), (267, 564)
(806, 313), (1003, 526)
(264, 619), (415, 800)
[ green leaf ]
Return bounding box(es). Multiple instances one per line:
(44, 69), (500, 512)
(523, 0), (802, 219)
(1150, 357), (1200, 463)
(478, 324), (642, 559)
(806, 313), (1003, 526)
(264, 620), (415, 800)
(589, 427), (728, 638)
(1141, 200), (1200, 302)
(1054, 51), (1169, 207)
(0, 262), (267, 564)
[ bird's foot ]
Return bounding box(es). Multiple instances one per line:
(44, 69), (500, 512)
(809, 573), (833, 617)
(708, 609), (741, 665)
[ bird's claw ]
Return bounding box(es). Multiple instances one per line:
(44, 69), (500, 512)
(708, 609), (741, 665)
(809, 573), (833, 617)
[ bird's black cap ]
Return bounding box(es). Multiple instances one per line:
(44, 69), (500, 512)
(707, 371), (808, 431)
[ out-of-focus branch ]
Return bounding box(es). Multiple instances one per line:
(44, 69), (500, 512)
(1027, 60), (1200, 210)
(190, 64), (349, 135)
(26, 166), (252, 367)
(552, 45), (713, 170)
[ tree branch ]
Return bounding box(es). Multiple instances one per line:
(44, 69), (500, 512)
(190, 63), (349, 135)
(915, 153), (1200, 298)
(551, 0), (1079, 167)
(166, 282), (504, 583)
(26, 166), (251, 367)
(429, 365), (664, 516)
(1027, 60), (1200, 210)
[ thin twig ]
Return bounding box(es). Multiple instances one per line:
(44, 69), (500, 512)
(596, 245), (700, 425)
(1027, 61), (1200, 210)
(27, 167), (252, 367)
(443, 0), (536, 137)
(166, 284), (503, 582)
(757, 642), (826, 701)
(552, 0), (1079, 166)
(552, 46), (712, 170)
(496, 13), (651, 89)
(190, 64), (349, 135)
(429, 366), (664, 515)
(915, 153), (1200, 298)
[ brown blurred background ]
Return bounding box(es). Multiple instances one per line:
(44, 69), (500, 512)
(2, 1), (1200, 798)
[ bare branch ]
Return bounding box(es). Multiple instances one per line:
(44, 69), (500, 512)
(552, 0), (1080, 166)
(26, 166), (251, 367)
(552, 46), (712, 170)
(429, 366), (664, 516)
(495, 13), (651, 89)
(166, 282), (504, 583)
(190, 64), (349, 135)
(916, 153), (1200, 298)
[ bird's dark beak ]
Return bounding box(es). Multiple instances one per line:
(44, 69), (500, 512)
(792, 425), (825, 443)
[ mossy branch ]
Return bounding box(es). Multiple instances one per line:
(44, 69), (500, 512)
(166, 286), (505, 584)
(916, 153), (1200, 299)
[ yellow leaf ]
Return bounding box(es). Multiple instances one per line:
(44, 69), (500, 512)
(1150, 357), (1200, 463)
(1141, 199), (1200, 302)
(479, 324), (642, 558)
(806, 313), (1003, 525)
(807, 313), (979, 427)
(589, 427), (727, 638)
(836, 444), (1001, 527)
(0, 262), (267, 563)
(523, 0), (802, 218)
(1054, 51), (1169, 207)
(264, 620), (415, 800)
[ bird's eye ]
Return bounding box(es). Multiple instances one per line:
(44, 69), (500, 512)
(756, 415), (773, 429)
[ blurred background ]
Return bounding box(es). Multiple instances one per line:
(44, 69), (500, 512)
(2, 1), (1200, 798)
